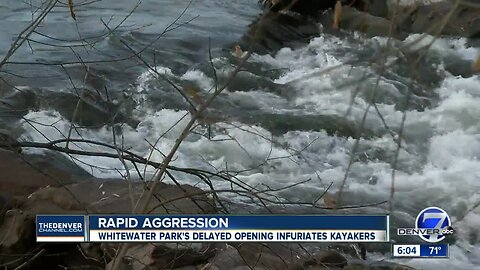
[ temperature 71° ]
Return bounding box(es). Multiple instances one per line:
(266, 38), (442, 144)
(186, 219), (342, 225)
(429, 246), (442, 255)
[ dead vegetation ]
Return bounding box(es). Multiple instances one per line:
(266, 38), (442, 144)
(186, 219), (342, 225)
(0, 0), (479, 269)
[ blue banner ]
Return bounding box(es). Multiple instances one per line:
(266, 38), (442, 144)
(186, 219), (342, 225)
(89, 215), (388, 230)
(36, 215), (86, 241)
(420, 244), (449, 257)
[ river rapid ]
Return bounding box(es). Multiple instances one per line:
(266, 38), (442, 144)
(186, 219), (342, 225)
(1, 0), (479, 269)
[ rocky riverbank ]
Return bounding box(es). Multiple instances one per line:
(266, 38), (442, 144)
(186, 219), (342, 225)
(0, 149), (415, 269)
(245, 0), (480, 52)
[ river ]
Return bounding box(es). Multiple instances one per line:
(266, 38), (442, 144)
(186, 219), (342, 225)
(0, 0), (479, 269)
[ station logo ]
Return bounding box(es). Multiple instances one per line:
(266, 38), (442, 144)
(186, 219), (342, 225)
(397, 207), (454, 243)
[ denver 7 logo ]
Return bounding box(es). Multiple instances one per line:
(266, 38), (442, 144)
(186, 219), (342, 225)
(416, 207), (452, 243)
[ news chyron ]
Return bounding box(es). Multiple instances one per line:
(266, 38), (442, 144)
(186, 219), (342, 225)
(36, 215), (390, 243)
(393, 207), (454, 259)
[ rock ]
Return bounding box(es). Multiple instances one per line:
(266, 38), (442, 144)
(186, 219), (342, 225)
(365, 1), (480, 38)
(0, 150), (87, 197)
(248, 1), (398, 52)
(260, 0), (338, 15)
(104, 242), (216, 269)
(364, 0), (389, 18)
(248, 113), (376, 139)
(304, 250), (348, 268)
(346, 259), (415, 270)
(175, 266), (197, 270)
(0, 193), (15, 224)
(25, 151), (93, 180)
(323, 6), (403, 38)
(0, 178), (216, 269)
(106, 244), (156, 270)
(0, 88), (38, 120)
(251, 1), (386, 51)
(345, 243), (367, 260)
(0, 86), (139, 129)
(0, 129), (21, 153)
(409, 3), (480, 38)
(0, 78), (13, 96)
(205, 243), (306, 270)
(257, 0), (480, 42)
(79, 242), (105, 263)
(0, 210), (40, 269)
(203, 245), (251, 270)
(63, 65), (109, 91)
(40, 88), (139, 128)
(240, 12), (321, 53)
(151, 243), (216, 268)
(0, 150), (96, 268)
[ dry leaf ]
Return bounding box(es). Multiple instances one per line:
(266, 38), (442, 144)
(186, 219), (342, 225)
(323, 192), (337, 208)
(68, 0), (76, 20)
(184, 85), (205, 105)
(333, 1), (342, 30)
(234, 45), (243, 58)
(473, 54), (480, 73)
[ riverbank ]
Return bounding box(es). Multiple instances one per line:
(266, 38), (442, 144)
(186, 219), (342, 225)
(0, 149), (414, 269)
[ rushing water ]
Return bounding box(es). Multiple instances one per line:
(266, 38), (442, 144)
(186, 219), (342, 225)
(1, 1), (480, 269)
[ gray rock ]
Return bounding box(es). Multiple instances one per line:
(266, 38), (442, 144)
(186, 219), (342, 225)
(0, 88), (38, 119)
(0, 78), (13, 96)
(304, 250), (348, 268)
(0, 129), (21, 153)
(40, 88), (139, 128)
(241, 12), (321, 53)
(247, 113), (376, 139)
(0, 86), (139, 129)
